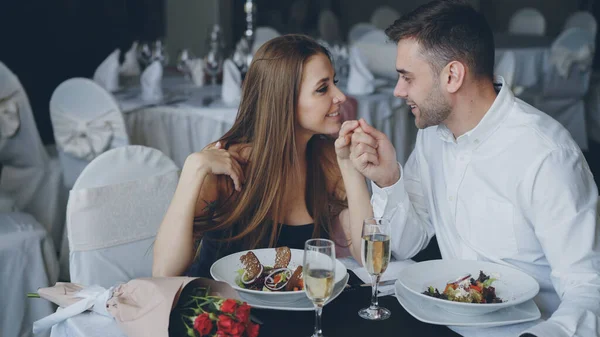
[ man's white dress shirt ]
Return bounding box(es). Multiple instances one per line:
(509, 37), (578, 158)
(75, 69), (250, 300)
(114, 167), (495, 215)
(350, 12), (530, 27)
(372, 78), (600, 337)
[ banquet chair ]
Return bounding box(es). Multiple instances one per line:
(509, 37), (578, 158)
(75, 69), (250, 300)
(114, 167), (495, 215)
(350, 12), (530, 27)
(318, 9), (341, 43)
(0, 212), (59, 337)
(508, 8), (546, 36)
(347, 23), (377, 45)
(50, 77), (130, 190)
(0, 61), (66, 251)
(370, 6), (400, 31)
(564, 11), (597, 37)
(520, 27), (595, 151)
(67, 145), (179, 288)
(251, 26), (281, 55)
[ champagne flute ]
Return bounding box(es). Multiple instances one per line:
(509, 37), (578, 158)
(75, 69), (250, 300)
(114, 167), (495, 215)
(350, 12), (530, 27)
(358, 217), (391, 320)
(304, 239), (336, 337)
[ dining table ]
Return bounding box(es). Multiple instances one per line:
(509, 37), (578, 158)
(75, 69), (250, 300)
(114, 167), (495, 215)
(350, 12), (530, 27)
(47, 269), (461, 337)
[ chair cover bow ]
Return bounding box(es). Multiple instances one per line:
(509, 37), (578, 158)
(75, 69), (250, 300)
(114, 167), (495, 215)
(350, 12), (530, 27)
(52, 108), (122, 160)
(0, 91), (20, 138)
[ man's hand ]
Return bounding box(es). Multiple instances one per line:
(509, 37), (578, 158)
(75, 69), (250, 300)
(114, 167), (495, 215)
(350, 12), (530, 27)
(349, 119), (400, 187)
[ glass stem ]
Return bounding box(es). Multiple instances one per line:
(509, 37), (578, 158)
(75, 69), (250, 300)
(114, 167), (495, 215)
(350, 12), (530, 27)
(313, 305), (323, 337)
(370, 274), (381, 309)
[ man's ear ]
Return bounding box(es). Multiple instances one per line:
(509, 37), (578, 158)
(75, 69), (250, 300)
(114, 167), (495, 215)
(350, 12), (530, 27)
(442, 61), (465, 94)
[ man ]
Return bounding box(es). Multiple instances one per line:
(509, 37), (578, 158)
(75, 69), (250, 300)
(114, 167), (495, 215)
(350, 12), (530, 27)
(339, 1), (600, 336)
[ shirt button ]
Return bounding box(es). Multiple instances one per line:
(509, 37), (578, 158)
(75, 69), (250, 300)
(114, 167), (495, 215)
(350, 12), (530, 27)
(474, 139), (480, 144)
(449, 196), (454, 201)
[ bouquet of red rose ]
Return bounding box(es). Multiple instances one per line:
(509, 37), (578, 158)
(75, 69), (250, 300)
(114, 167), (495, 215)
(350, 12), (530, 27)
(169, 285), (259, 337)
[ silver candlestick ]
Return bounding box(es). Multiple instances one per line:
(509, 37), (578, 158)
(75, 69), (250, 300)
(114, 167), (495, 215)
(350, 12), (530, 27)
(244, 0), (256, 50)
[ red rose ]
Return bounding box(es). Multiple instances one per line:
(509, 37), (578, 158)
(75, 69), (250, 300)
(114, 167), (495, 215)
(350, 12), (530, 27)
(220, 299), (238, 314)
(246, 322), (260, 337)
(217, 315), (245, 336)
(235, 303), (252, 323)
(193, 313), (213, 336)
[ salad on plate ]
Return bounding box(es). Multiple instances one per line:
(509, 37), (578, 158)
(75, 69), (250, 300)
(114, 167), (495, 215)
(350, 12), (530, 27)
(422, 270), (504, 304)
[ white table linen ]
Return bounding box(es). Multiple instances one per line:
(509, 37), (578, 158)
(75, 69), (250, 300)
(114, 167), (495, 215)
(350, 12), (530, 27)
(1, 212), (59, 337)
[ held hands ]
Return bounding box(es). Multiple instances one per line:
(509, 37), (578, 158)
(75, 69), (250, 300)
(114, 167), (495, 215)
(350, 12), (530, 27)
(182, 142), (247, 191)
(334, 119), (400, 187)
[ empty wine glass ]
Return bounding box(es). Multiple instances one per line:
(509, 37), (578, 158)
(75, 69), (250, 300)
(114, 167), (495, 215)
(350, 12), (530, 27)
(137, 42), (152, 68)
(358, 217), (391, 320)
(152, 40), (169, 66)
(304, 239), (336, 337)
(204, 48), (223, 85)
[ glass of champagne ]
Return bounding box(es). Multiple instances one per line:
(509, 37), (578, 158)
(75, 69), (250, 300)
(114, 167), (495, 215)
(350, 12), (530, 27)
(358, 217), (392, 320)
(304, 239), (336, 337)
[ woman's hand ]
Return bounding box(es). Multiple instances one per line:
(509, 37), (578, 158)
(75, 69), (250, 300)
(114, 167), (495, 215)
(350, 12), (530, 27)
(182, 142), (247, 191)
(335, 120), (360, 161)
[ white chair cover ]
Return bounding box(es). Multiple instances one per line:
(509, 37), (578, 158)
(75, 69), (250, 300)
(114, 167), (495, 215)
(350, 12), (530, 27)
(251, 26), (281, 55)
(494, 51), (517, 89)
(508, 8), (546, 36)
(318, 10), (341, 43)
(370, 6), (400, 31)
(50, 78), (130, 189)
(564, 11), (597, 37)
(353, 31), (398, 80)
(519, 29), (594, 150)
(0, 62), (66, 249)
(67, 146), (179, 288)
(348, 23), (377, 44)
(0, 211), (59, 337)
(549, 27), (595, 79)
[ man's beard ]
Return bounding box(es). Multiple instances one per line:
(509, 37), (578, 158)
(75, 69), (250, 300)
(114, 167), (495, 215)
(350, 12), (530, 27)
(415, 83), (452, 129)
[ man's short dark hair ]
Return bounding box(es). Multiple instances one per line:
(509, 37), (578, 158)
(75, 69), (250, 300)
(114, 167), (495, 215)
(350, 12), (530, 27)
(385, 0), (495, 80)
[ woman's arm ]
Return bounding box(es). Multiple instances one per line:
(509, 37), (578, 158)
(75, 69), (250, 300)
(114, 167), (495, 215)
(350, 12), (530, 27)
(335, 121), (375, 263)
(152, 143), (246, 276)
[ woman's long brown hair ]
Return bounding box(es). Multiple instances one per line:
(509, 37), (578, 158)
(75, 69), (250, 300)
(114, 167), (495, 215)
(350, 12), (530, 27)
(193, 35), (348, 250)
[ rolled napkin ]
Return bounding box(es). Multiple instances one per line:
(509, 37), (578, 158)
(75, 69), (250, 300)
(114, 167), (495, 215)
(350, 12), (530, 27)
(120, 41), (141, 76)
(221, 59), (242, 105)
(189, 58), (205, 87)
(141, 61), (163, 102)
(32, 277), (245, 337)
(347, 46), (375, 95)
(93, 49), (121, 92)
(0, 91), (20, 138)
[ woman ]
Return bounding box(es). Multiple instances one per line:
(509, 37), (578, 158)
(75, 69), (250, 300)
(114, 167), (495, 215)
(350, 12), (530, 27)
(153, 35), (373, 278)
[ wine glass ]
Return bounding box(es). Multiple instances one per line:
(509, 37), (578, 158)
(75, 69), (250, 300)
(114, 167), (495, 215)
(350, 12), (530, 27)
(304, 239), (336, 337)
(204, 48), (223, 85)
(358, 217), (392, 320)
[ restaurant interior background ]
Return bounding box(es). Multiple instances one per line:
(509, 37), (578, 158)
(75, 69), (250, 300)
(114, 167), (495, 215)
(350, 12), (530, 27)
(0, 0), (597, 146)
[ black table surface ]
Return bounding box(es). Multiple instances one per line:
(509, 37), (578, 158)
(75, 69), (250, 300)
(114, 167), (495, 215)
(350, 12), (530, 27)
(252, 270), (461, 337)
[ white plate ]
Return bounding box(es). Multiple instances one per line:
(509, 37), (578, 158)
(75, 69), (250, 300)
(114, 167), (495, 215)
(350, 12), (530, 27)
(239, 273), (349, 311)
(395, 280), (541, 328)
(397, 260), (539, 316)
(210, 248), (348, 304)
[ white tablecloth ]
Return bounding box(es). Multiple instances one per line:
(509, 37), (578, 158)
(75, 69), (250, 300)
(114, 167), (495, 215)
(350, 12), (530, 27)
(1, 212), (59, 337)
(115, 75), (416, 167)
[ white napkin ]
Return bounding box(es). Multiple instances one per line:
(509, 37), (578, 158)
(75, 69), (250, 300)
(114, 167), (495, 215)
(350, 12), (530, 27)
(189, 58), (205, 87)
(221, 59), (242, 105)
(347, 46), (375, 95)
(120, 41), (141, 76)
(93, 49), (121, 92)
(32, 285), (114, 334)
(141, 61), (163, 102)
(351, 259), (415, 297)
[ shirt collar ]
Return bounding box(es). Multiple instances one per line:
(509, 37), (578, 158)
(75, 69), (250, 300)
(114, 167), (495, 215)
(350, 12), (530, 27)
(436, 76), (514, 145)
